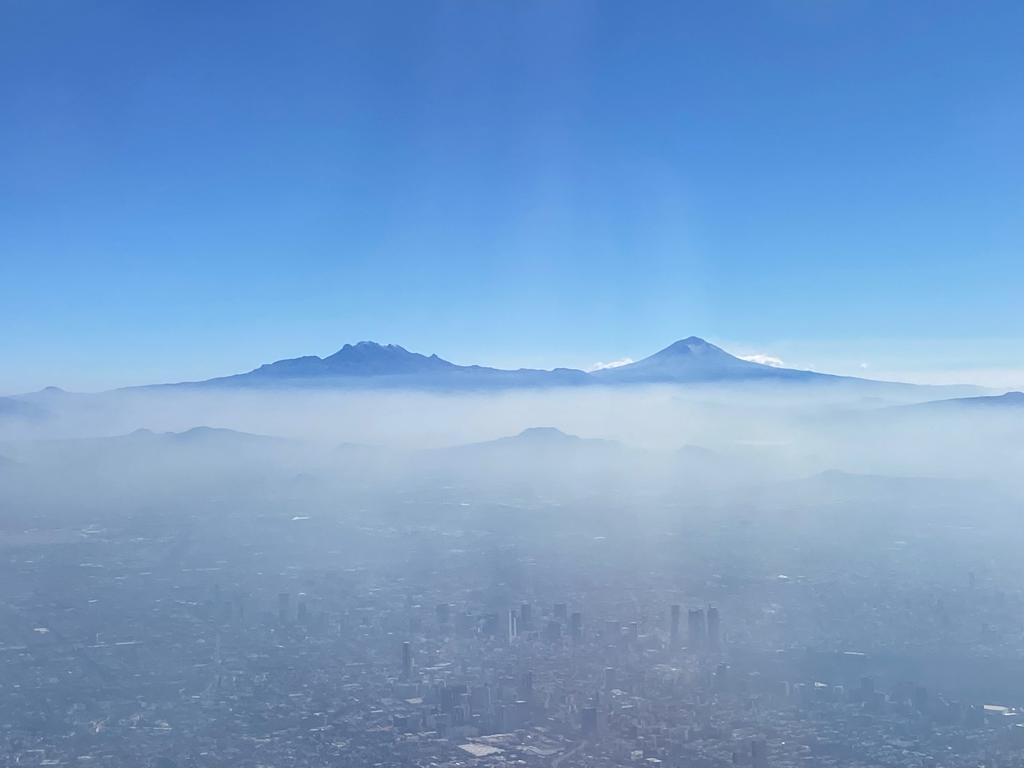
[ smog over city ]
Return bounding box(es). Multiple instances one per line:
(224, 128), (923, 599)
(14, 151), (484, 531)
(3, 3), (1024, 768)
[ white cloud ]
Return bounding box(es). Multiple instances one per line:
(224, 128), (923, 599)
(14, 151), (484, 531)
(738, 353), (785, 368)
(587, 358), (634, 372)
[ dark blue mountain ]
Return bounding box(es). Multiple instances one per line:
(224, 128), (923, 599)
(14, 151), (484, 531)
(901, 390), (1024, 411)
(252, 342), (456, 378)
(155, 341), (590, 390)
(109, 336), (981, 395)
(593, 337), (837, 384)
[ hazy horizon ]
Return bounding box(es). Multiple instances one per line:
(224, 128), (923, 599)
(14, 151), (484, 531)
(4, 334), (1024, 395)
(3, 4), (1024, 767)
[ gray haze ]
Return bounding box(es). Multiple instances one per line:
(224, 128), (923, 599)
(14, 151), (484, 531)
(3, 364), (1024, 768)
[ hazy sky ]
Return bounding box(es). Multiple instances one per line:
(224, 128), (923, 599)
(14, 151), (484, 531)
(2, 1), (1023, 392)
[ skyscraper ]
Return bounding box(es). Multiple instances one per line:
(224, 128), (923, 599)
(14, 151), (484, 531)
(706, 604), (720, 651)
(402, 641), (412, 679)
(670, 604), (681, 647)
(570, 611), (583, 641)
(687, 608), (705, 651)
(751, 738), (768, 768)
(519, 671), (533, 698)
(545, 620), (562, 642)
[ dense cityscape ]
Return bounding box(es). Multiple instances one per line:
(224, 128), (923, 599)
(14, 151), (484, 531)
(4, 479), (1024, 768)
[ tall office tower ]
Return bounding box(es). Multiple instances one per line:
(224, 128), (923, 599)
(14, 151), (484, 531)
(545, 620), (562, 642)
(402, 641), (412, 679)
(496, 703), (515, 732)
(297, 599), (309, 625)
(515, 699), (530, 727)
(554, 603), (568, 621)
(706, 605), (720, 650)
(687, 608), (706, 650)
(434, 712), (451, 736)
(519, 671), (534, 698)
(570, 611), (583, 641)
(581, 706), (598, 736)
(670, 604), (681, 647)
(628, 621), (639, 641)
(751, 739), (769, 768)
(277, 592), (290, 624)
(451, 705), (466, 727)
(436, 603), (450, 626)
(507, 609), (519, 643)
(520, 602), (532, 629)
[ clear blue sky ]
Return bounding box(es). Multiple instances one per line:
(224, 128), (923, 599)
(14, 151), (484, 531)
(2, 1), (1022, 391)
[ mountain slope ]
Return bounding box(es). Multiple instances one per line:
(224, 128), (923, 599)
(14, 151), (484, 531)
(593, 337), (842, 384)
(902, 391), (1024, 411)
(446, 426), (623, 456)
(0, 396), (48, 420)
(155, 341), (589, 390)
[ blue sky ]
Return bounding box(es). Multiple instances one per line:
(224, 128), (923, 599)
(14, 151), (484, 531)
(2, 1), (1022, 391)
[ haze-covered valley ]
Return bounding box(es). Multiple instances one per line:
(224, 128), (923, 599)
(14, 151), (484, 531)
(3, 336), (1022, 533)
(3, 338), (1024, 768)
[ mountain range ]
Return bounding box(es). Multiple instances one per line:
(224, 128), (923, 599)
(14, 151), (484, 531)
(5, 337), (1009, 407)
(136, 336), (975, 395)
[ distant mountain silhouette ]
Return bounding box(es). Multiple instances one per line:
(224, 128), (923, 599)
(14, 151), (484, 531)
(899, 391), (1024, 411)
(0, 396), (48, 420)
(592, 336), (854, 385)
(253, 342), (455, 377)
(0, 427), (294, 478)
(453, 426), (622, 452)
(129, 336), (965, 394)
(154, 341), (590, 391)
(3, 426), (281, 455)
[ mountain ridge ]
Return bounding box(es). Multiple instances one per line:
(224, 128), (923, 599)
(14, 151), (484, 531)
(134, 337), (965, 394)
(4, 337), (988, 398)
(897, 390), (1024, 411)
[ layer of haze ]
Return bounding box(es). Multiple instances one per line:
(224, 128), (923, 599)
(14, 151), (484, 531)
(2, 384), (1022, 530)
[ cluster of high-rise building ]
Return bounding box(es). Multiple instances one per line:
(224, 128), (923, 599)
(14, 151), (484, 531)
(5, 492), (1024, 768)
(668, 603), (720, 652)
